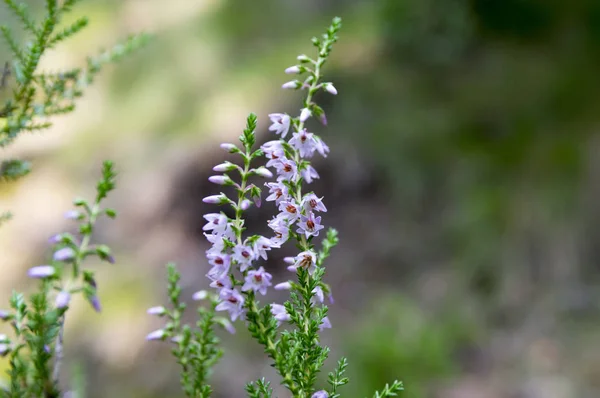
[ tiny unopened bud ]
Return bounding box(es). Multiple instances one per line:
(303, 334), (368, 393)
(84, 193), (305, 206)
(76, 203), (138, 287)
(146, 329), (165, 341)
(216, 318), (236, 334)
(220, 143), (238, 153)
(48, 234), (62, 244)
(274, 282), (292, 290)
(53, 247), (75, 262)
(192, 290), (208, 301)
(319, 112), (328, 126)
(285, 66), (301, 74)
(88, 295), (101, 313)
(27, 265), (55, 279)
(208, 175), (232, 185)
(202, 194), (227, 204)
(55, 291), (71, 309)
(254, 167), (273, 178)
(0, 334), (8, 343)
(297, 54), (311, 63)
(64, 210), (82, 220)
(282, 80), (300, 89)
(147, 306), (166, 316)
(240, 199), (251, 211)
(283, 257), (294, 264)
(300, 108), (311, 122)
(171, 335), (183, 344)
(0, 310), (11, 321)
(213, 162), (236, 172)
(324, 83), (337, 95)
(0, 343), (10, 357)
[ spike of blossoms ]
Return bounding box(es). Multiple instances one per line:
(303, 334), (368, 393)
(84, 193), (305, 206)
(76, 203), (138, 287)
(147, 17), (400, 398)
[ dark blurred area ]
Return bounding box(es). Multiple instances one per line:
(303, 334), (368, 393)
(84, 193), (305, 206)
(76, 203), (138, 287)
(1, 0), (600, 397)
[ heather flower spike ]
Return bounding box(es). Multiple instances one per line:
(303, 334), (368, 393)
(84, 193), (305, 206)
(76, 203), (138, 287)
(149, 17), (403, 398)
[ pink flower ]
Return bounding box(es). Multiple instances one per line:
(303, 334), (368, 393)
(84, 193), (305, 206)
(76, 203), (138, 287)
(296, 212), (324, 238)
(242, 267), (272, 295)
(302, 193), (327, 212)
(268, 113), (291, 138)
(289, 129), (317, 158)
(216, 288), (245, 321)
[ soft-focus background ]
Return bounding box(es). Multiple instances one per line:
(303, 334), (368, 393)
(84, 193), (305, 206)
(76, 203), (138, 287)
(2, 0), (600, 397)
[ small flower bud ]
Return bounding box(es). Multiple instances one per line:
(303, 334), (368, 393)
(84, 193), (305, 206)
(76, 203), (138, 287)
(220, 143), (238, 153)
(283, 257), (294, 264)
(0, 310), (11, 321)
(48, 234), (62, 244)
(147, 306), (166, 316)
(0, 334), (9, 343)
(285, 65), (301, 74)
(171, 335), (183, 343)
(146, 329), (165, 341)
(324, 83), (337, 95)
(253, 167), (273, 178)
(282, 80), (300, 89)
(300, 108), (311, 122)
(0, 343), (10, 357)
(88, 295), (101, 312)
(274, 282), (292, 290)
(213, 162), (237, 172)
(297, 54), (311, 63)
(240, 199), (251, 211)
(27, 265), (55, 279)
(192, 290), (208, 301)
(64, 210), (82, 220)
(312, 390), (329, 398)
(208, 175), (232, 185)
(55, 291), (71, 309)
(216, 318), (236, 334)
(53, 247), (76, 262)
(202, 194), (227, 204)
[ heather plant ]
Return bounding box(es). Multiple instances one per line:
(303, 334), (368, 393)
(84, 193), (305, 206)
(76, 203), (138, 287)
(0, 0), (147, 224)
(147, 17), (404, 398)
(0, 0), (144, 396)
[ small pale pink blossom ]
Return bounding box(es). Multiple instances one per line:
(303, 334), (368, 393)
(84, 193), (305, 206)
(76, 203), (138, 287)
(268, 114), (291, 137)
(242, 267), (272, 295)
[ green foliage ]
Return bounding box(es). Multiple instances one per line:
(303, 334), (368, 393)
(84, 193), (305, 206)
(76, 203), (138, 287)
(151, 263), (225, 398)
(0, 161), (119, 397)
(0, 0), (149, 181)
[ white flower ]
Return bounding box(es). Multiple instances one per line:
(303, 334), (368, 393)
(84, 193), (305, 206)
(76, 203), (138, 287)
(302, 193), (327, 212)
(278, 200), (301, 223)
(253, 236), (275, 260)
(301, 165), (320, 184)
(242, 267), (272, 295)
(289, 129), (317, 158)
(265, 181), (289, 205)
(291, 250), (317, 274)
(274, 158), (298, 181)
(202, 213), (228, 234)
(233, 244), (255, 272)
(296, 212), (324, 238)
(268, 113), (291, 138)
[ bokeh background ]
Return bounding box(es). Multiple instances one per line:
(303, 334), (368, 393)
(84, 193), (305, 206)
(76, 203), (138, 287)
(2, 0), (600, 397)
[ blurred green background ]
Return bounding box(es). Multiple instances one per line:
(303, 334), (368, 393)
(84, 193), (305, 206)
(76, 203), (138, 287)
(2, 0), (600, 397)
